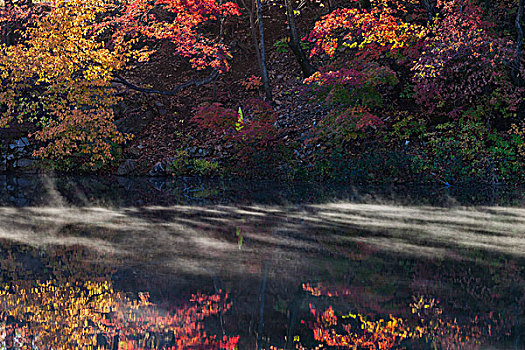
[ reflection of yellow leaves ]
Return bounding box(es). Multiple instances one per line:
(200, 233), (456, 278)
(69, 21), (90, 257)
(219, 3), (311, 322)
(0, 280), (117, 348)
(0, 280), (237, 349)
(304, 290), (496, 350)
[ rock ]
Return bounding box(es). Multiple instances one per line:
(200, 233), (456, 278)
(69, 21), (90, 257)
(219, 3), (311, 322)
(149, 162), (166, 176)
(195, 148), (208, 157)
(185, 146), (197, 155)
(13, 178), (32, 188)
(9, 137), (30, 149)
(115, 110), (155, 135)
(10, 196), (29, 207)
(18, 137), (29, 147)
(117, 159), (137, 176)
(154, 101), (167, 116)
(117, 176), (135, 190)
(14, 159), (36, 169)
(129, 144), (144, 158)
(129, 147), (142, 158)
(149, 178), (166, 191)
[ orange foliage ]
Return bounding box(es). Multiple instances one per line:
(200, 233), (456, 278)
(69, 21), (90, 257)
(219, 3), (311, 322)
(0, 0), (134, 166)
(302, 304), (412, 350)
(0, 280), (239, 349)
(307, 0), (426, 59)
(0, 0), (239, 166)
(241, 75), (263, 91)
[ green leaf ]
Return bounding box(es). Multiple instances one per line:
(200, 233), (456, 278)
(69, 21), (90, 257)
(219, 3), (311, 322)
(236, 107), (244, 132)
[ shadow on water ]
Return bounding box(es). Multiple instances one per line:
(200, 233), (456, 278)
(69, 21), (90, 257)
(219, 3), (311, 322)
(0, 175), (523, 349)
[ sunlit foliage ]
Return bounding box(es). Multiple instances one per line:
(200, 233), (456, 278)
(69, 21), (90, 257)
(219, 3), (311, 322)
(412, 0), (523, 117)
(0, 0), (239, 166)
(307, 0), (426, 59)
(0, 0), (132, 166)
(302, 0), (524, 182)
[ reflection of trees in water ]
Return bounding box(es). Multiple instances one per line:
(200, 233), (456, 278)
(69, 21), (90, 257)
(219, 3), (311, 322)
(294, 279), (519, 350)
(0, 280), (239, 350)
(407, 259), (523, 349)
(301, 305), (412, 350)
(0, 197), (523, 349)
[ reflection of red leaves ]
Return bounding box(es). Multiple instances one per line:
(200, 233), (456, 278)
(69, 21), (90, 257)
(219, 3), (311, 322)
(301, 289), (510, 350)
(0, 281), (239, 350)
(305, 304), (410, 349)
(109, 291), (238, 349)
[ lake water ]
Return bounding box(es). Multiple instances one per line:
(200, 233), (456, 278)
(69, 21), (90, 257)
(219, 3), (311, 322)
(0, 176), (523, 349)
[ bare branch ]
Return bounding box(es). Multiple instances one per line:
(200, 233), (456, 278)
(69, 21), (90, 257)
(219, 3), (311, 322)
(112, 70), (219, 96)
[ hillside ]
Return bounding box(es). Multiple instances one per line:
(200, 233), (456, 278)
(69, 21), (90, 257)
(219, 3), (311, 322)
(0, 0), (524, 184)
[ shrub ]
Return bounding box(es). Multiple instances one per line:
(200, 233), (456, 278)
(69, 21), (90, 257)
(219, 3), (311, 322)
(421, 117), (524, 183)
(191, 99), (281, 170)
(191, 103), (239, 136)
(166, 150), (222, 177)
(412, 0), (522, 120)
(192, 158), (221, 176)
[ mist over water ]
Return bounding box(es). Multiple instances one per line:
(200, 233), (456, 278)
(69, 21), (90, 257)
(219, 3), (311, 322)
(0, 175), (523, 349)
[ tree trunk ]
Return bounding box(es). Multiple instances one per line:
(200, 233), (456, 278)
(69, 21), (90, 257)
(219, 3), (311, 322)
(285, 288), (303, 349)
(360, 0), (371, 9)
(512, 0), (524, 87)
(256, 262), (269, 350)
(3, 0), (14, 45)
(284, 0), (316, 78)
(326, 0), (334, 12)
(420, 0), (434, 23)
(256, 0), (273, 101)
(240, 0), (264, 82)
(218, 0), (225, 43)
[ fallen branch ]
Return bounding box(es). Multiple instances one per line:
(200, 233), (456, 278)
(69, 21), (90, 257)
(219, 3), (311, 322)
(112, 70), (219, 96)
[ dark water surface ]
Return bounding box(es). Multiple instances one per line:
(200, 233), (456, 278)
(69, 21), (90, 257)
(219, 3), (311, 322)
(0, 176), (523, 349)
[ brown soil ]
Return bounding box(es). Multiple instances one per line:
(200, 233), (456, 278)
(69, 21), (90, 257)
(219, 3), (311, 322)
(113, 2), (329, 174)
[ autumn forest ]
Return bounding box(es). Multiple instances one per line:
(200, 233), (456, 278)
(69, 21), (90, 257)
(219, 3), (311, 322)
(0, 0), (523, 183)
(0, 1), (524, 349)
